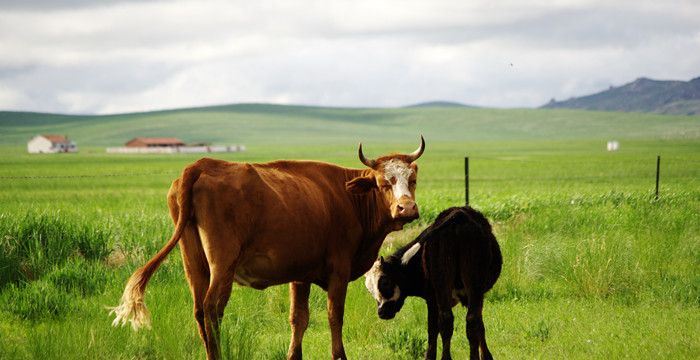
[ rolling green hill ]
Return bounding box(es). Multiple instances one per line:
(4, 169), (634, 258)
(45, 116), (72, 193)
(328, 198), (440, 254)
(1, 103), (698, 147)
(403, 100), (474, 108)
(542, 76), (700, 115)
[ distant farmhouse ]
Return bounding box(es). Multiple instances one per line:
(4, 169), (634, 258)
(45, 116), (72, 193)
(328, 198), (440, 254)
(107, 137), (245, 154)
(126, 137), (186, 148)
(27, 134), (78, 154)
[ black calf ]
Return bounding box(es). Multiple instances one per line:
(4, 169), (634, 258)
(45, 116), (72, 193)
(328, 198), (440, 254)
(365, 206), (502, 360)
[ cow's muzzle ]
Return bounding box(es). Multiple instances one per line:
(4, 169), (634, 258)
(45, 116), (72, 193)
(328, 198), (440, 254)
(392, 199), (419, 221)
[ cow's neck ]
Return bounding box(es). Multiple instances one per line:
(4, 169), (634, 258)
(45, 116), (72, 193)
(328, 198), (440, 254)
(349, 169), (395, 235)
(345, 169), (396, 277)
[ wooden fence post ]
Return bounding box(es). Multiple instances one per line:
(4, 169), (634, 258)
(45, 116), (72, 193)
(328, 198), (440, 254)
(655, 155), (660, 200)
(465, 156), (469, 206)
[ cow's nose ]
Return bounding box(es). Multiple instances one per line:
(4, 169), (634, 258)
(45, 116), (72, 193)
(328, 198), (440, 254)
(398, 202), (415, 213)
(397, 201), (418, 218)
(398, 201), (416, 212)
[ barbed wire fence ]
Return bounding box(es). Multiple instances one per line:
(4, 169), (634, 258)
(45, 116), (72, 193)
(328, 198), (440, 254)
(0, 156), (696, 202)
(0, 171), (180, 180)
(461, 155), (700, 206)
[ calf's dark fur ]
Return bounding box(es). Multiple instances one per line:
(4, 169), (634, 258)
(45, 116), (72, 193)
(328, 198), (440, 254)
(365, 206), (502, 360)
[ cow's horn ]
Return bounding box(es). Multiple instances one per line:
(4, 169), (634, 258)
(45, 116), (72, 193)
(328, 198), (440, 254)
(405, 135), (425, 162)
(358, 143), (376, 168)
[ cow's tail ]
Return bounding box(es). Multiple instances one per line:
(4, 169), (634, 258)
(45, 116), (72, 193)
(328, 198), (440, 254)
(109, 165), (202, 331)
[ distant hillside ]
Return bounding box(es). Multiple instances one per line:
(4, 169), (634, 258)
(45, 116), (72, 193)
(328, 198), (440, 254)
(1, 104), (698, 147)
(542, 76), (700, 115)
(404, 101), (474, 108)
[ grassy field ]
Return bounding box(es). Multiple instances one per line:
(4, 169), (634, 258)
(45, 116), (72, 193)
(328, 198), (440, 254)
(0, 106), (699, 359)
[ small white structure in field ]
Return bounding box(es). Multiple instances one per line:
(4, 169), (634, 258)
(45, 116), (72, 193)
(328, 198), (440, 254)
(27, 134), (78, 154)
(106, 137), (245, 154)
(607, 140), (620, 151)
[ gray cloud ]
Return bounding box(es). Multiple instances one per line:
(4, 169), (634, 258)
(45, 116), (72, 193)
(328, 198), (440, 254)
(1, 61), (182, 114)
(502, 7), (699, 49)
(0, 0), (158, 10)
(0, 0), (698, 114)
(341, 5), (699, 49)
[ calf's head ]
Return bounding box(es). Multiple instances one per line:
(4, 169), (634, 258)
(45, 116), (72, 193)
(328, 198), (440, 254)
(364, 243), (421, 319)
(346, 136), (424, 225)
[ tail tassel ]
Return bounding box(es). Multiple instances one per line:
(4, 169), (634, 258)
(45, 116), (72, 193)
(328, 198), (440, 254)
(108, 275), (152, 331)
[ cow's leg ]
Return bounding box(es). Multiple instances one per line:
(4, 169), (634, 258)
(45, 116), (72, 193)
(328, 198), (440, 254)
(202, 264), (238, 360)
(326, 271), (349, 360)
(180, 224), (211, 349)
(466, 294), (491, 360)
(425, 298), (439, 360)
(287, 282), (311, 360)
(199, 230), (241, 360)
(168, 187), (211, 350)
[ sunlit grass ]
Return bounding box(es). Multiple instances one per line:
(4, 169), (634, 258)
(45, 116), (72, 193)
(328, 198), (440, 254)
(0, 138), (698, 359)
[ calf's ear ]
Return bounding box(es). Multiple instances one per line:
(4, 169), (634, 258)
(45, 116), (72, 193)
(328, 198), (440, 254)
(346, 175), (377, 194)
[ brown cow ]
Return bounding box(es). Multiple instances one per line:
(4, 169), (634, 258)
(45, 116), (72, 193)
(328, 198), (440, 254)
(365, 206), (502, 360)
(110, 137), (425, 360)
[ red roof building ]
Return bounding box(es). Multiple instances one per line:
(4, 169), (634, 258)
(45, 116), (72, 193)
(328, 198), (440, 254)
(125, 137), (185, 148)
(43, 135), (72, 144)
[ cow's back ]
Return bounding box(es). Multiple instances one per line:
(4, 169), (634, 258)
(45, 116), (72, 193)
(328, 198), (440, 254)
(173, 158), (364, 288)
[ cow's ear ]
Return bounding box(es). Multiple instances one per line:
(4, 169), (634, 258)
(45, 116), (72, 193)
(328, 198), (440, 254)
(345, 175), (376, 194)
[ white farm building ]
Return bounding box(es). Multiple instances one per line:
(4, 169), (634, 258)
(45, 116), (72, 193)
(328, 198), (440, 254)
(27, 134), (78, 154)
(106, 137), (245, 154)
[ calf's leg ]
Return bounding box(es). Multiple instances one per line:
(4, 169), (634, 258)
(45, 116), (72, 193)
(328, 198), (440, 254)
(466, 294), (492, 360)
(287, 282), (311, 360)
(425, 299), (439, 360)
(437, 306), (454, 360)
(430, 267), (455, 359)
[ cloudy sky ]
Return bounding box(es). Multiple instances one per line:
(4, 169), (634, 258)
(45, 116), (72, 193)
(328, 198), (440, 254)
(1, 0), (699, 114)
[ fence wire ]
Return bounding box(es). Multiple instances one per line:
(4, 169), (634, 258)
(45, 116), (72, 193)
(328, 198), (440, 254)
(0, 157), (696, 181)
(0, 171), (179, 180)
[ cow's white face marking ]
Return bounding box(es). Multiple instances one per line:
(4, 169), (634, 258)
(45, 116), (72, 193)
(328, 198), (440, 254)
(383, 159), (414, 201)
(401, 243), (421, 265)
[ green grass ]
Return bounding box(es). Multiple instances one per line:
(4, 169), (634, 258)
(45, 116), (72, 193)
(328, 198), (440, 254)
(0, 106), (699, 359)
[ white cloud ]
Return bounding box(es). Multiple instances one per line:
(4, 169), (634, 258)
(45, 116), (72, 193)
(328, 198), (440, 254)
(0, 84), (24, 108)
(0, 0), (698, 113)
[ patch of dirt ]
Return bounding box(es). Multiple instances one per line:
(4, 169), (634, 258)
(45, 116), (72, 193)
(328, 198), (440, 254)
(105, 248), (127, 268)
